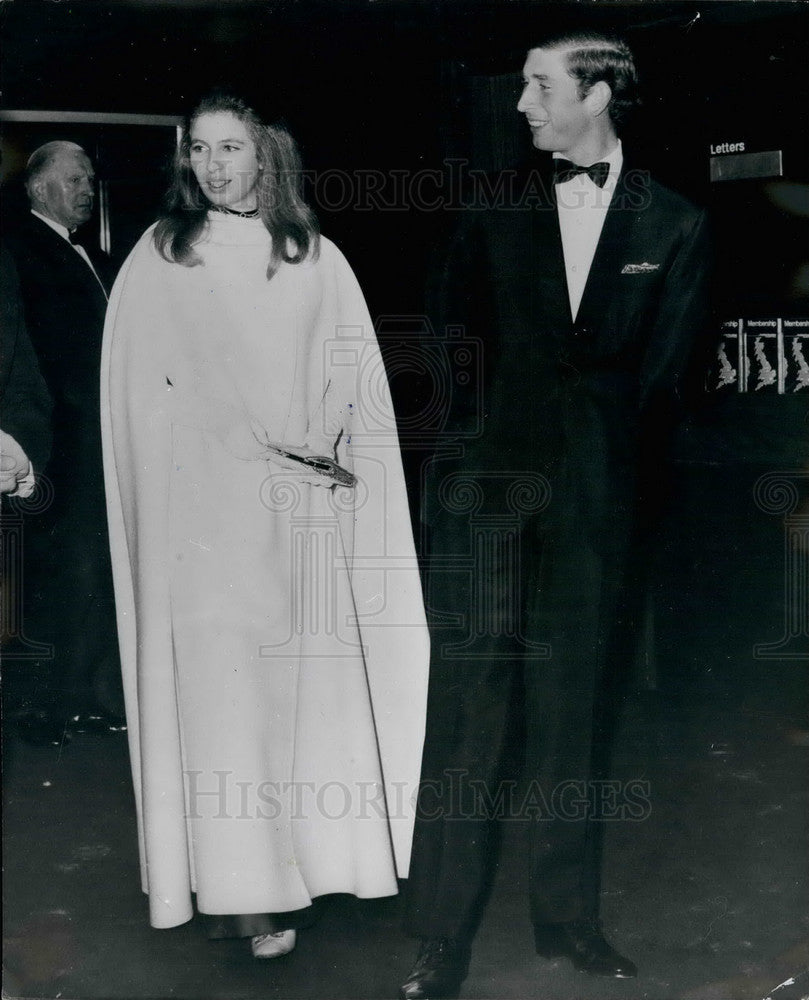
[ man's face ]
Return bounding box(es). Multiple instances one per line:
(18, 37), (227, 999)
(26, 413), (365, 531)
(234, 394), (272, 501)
(517, 47), (594, 160)
(35, 150), (95, 230)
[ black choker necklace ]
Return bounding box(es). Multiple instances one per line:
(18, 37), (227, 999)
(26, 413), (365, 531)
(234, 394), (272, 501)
(211, 204), (260, 219)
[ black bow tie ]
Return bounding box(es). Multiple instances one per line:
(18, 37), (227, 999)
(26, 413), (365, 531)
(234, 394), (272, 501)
(553, 158), (611, 189)
(68, 229), (83, 245)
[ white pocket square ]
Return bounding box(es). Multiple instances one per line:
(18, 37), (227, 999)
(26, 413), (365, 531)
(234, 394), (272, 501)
(621, 262), (660, 274)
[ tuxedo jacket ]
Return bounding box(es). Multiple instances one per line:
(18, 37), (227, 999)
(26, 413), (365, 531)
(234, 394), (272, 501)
(6, 215), (114, 512)
(425, 155), (712, 546)
(0, 242), (53, 476)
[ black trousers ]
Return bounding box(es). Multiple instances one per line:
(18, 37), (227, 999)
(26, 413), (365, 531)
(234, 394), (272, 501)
(12, 481), (123, 718)
(404, 496), (632, 941)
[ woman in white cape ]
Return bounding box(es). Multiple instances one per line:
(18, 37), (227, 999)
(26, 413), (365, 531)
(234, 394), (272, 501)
(100, 89), (429, 959)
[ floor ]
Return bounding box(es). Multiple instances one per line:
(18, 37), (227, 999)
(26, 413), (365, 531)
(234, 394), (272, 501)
(3, 462), (808, 1000)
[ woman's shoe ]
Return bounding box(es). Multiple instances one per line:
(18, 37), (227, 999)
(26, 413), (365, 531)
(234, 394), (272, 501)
(250, 929), (296, 959)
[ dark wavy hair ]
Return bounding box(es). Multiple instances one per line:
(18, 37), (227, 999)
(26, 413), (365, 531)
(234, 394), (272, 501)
(154, 89), (319, 278)
(535, 31), (640, 128)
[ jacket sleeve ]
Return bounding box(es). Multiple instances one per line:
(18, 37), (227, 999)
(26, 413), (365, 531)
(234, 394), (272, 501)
(638, 207), (714, 449)
(0, 244), (53, 476)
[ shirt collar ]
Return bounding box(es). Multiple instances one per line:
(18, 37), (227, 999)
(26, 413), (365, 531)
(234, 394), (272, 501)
(31, 209), (74, 243)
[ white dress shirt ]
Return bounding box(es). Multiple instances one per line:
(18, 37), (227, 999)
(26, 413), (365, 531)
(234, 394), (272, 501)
(30, 210), (108, 300)
(553, 140), (623, 322)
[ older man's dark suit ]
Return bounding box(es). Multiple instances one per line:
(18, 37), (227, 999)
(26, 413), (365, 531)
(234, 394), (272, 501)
(6, 214), (122, 716)
(0, 242), (52, 476)
(405, 155), (711, 938)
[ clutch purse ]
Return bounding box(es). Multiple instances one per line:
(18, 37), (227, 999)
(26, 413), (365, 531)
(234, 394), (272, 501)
(266, 445), (356, 488)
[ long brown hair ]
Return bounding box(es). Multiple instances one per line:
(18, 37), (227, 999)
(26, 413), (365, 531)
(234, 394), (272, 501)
(154, 89), (320, 277)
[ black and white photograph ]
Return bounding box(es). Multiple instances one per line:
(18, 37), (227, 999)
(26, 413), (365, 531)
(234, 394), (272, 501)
(1, 1), (807, 998)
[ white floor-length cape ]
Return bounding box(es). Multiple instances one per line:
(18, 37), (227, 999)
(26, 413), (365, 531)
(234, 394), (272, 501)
(100, 214), (429, 929)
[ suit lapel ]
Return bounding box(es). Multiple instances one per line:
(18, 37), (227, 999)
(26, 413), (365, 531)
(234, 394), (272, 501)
(83, 246), (112, 298)
(574, 163), (637, 327)
(526, 158), (572, 335)
(30, 216), (110, 303)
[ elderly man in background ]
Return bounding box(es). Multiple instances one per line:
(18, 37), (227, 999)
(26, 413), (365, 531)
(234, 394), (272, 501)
(6, 141), (124, 745)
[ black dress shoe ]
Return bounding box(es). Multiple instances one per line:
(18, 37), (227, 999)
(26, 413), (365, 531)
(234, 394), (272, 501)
(534, 919), (637, 978)
(14, 711), (71, 748)
(399, 937), (471, 999)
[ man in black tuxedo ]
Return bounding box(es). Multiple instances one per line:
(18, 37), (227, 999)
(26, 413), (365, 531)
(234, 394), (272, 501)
(400, 31), (711, 998)
(6, 141), (124, 744)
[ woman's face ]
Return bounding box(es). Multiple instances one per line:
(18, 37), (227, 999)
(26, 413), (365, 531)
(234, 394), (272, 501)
(188, 111), (262, 212)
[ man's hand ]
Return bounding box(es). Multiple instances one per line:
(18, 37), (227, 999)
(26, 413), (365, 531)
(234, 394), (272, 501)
(0, 430), (33, 495)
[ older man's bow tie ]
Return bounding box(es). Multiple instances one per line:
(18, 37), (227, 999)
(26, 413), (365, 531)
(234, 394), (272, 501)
(553, 158), (611, 188)
(68, 229), (83, 245)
